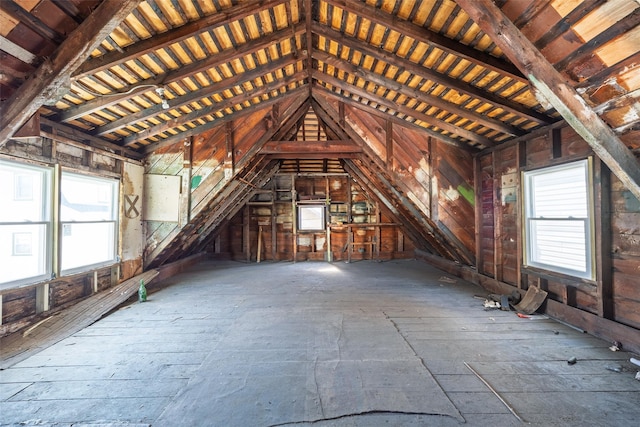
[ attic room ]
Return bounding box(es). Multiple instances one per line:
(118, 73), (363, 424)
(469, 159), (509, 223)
(1, 0), (639, 425)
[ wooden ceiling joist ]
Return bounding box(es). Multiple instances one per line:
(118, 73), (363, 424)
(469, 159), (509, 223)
(141, 86), (309, 153)
(96, 55), (301, 137)
(456, 0), (640, 201)
(56, 25), (305, 123)
(312, 85), (475, 152)
(323, 0), (526, 84)
(72, 0), (291, 80)
(311, 22), (552, 126)
(261, 140), (361, 158)
(313, 71), (495, 147)
(122, 70), (308, 146)
(0, 0), (143, 147)
(312, 50), (524, 137)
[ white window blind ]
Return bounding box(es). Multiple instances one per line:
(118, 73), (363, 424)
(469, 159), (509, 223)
(524, 160), (594, 279)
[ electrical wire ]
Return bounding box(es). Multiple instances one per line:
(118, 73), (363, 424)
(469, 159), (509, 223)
(76, 83), (162, 98)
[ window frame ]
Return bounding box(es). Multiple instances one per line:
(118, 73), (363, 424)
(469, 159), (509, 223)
(522, 158), (595, 280)
(0, 159), (53, 288)
(297, 204), (326, 231)
(59, 171), (120, 275)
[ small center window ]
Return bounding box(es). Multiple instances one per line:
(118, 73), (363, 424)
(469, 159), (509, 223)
(298, 205), (325, 231)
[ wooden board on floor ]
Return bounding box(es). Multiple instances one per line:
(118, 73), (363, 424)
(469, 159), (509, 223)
(0, 269), (158, 369)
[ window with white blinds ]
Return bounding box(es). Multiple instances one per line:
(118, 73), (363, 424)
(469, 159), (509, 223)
(523, 159), (594, 279)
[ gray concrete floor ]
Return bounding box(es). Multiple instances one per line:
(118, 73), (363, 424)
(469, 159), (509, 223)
(1, 259), (639, 426)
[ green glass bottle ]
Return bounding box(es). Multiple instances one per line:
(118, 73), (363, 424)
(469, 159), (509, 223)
(138, 279), (147, 302)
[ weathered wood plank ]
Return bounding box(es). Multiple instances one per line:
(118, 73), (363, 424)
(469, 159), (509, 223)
(0, 269), (158, 369)
(456, 0), (640, 201)
(0, 0), (142, 147)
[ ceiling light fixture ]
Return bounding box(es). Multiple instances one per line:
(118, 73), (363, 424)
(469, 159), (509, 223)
(155, 87), (170, 110)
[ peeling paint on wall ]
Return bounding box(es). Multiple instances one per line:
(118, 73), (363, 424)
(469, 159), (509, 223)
(457, 184), (475, 206)
(442, 186), (460, 201)
(418, 158), (431, 175)
(623, 190), (640, 212)
(191, 175), (202, 190)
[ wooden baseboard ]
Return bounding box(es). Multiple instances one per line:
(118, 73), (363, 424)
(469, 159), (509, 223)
(155, 252), (208, 283)
(415, 250), (640, 355)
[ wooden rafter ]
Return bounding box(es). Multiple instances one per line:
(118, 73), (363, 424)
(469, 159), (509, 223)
(39, 117), (143, 160)
(123, 70), (308, 146)
(72, 0), (290, 79)
(312, 50), (524, 137)
(313, 85), (475, 152)
(93, 55), (301, 136)
(324, 0), (526, 84)
(141, 85), (309, 153)
(57, 25), (305, 122)
(0, 0), (143, 147)
(261, 140), (361, 157)
(456, 0), (640, 201)
(0, 0), (64, 44)
(313, 70), (495, 147)
(312, 23), (551, 125)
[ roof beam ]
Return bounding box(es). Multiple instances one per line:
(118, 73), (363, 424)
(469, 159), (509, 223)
(313, 70), (495, 147)
(57, 25), (305, 122)
(93, 54), (300, 136)
(72, 0), (289, 79)
(324, 0), (526, 84)
(261, 140), (361, 158)
(141, 85), (309, 153)
(313, 50), (524, 137)
(0, 0), (64, 44)
(313, 84), (476, 152)
(39, 117), (143, 160)
(456, 0), (640, 201)
(0, 0), (142, 147)
(312, 23), (551, 125)
(123, 70), (308, 146)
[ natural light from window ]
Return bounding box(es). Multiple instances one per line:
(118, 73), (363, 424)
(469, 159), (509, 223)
(0, 161), (51, 286)
(298, 205), (325, 231)
(60, 173), (118, 273)
(523, 159), (594, 279)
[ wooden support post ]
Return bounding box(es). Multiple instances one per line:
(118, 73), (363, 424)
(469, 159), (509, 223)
(292, 174), (297, 263)
(474, 154), (483, 273)
(257, 226), (263, 263)
(244, 204), (250, 262)
(225, 121), (235, 179)
(516, 140), (527, 289)
(326, 176), (332, 262)
(180, 137), (193, 227)
(493, 151), (503, 282)
(346, 174), (352, 262)
(35, 283), (50, 314)
(386, 120), (393, 169)
(271, 181), (277, 261)
(594, 159), (613, 319)
(375, 202), (381, 260)
(429, 137), (438, 221)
